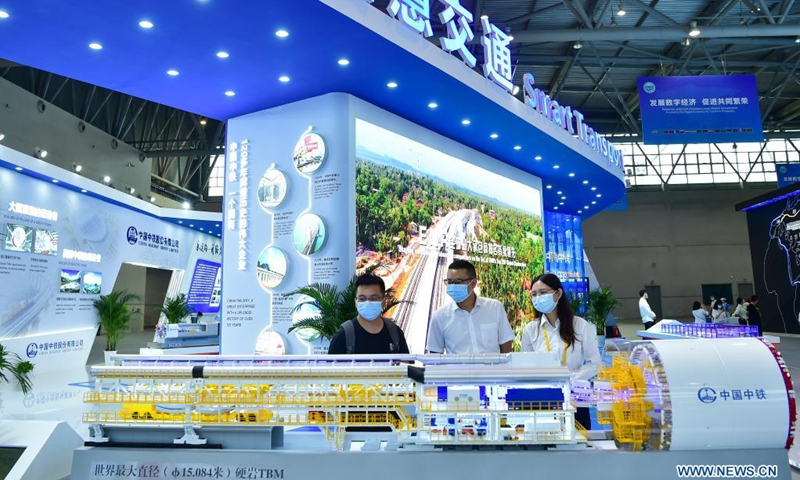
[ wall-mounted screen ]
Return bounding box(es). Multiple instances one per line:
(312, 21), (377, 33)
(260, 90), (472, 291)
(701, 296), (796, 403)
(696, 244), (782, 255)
(355, 119), (544, 352)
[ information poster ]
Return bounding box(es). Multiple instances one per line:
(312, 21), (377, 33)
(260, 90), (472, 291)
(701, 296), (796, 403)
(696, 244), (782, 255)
(776, 164), (800, 189)
(355, 119), (544, 353)
(186, 259), (222, 314)
(638, 75), (763, 144)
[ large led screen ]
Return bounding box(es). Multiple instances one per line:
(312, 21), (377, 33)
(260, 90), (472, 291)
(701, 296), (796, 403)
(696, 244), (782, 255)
(355, 119), (544, 352)
(746, 195), (800, 333)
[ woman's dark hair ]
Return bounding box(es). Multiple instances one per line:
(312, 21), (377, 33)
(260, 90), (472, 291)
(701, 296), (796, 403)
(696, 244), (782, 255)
(736, 297), (743, 305)
(532, 273), (576, 347)
(713, 299), (722, 309)
(692, 301), (701, 310)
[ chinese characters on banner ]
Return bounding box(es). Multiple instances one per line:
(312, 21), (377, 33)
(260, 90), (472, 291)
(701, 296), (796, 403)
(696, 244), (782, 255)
(382, 0), (514, 92)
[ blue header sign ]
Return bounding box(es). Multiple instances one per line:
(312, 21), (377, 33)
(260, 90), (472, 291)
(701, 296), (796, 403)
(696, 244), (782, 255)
(638, 75), (763, 145)
(776, 164), (800, 188)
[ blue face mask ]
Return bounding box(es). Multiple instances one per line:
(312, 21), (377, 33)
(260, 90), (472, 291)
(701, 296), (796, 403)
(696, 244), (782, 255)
(446, 284), (471, 303)
(533, 293), (558, 315)
(356, 301), (383, 321)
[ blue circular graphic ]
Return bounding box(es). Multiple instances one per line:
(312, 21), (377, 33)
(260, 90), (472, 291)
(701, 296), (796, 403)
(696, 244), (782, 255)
(643, 82), (656, 94)
(126, 226), (138, 245)
(26, 343), (38, 358)
(23, 393), (35, 408)
(697, 387), (717, 403)
(780, 166), (787, 174)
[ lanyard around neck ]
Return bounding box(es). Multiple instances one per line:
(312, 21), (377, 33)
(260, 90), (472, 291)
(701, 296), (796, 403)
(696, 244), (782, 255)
(542, 321), (568, 366)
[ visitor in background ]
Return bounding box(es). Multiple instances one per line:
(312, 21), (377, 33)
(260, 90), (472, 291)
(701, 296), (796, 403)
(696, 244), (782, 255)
(692, 301), (711, 323)
(521, 273), (600, 430)
(747, 296), (762, 335)
(639, 290), (657, 330)
(711, 300), (726, 322)
(426, 260), (514, 354)
(733, 297), (748, 325)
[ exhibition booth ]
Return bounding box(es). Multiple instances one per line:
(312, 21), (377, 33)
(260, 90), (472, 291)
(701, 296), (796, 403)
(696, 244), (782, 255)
(0, 1), (794, 479)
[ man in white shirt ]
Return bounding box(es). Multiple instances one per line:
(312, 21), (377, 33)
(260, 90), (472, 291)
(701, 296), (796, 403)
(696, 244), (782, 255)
(426, 260), (514, 354)
(639, 289), (657, 330)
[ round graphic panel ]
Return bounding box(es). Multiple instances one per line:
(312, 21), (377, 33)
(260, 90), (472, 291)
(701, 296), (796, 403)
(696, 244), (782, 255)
(256, 246), (288, 290)
(291, 295), (322, 343)
(254, 328), (287, 355)
(257, 167), (288, 210)
(293, 132), (327, 174)
(293, 213), (326, 256)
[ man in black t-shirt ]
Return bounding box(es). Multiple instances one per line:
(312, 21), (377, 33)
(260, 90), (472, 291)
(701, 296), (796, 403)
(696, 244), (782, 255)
(747, 295), (763, 336)
(328, 274), (409, 354)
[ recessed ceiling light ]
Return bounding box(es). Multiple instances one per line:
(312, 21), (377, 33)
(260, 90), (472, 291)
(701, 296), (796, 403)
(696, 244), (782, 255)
(279, 75), (291, 82)
(578, 210), (583, 214)
(512, 85), (520, 95)
(387, 82), (398, 88)
(225, 90), (236, 97)
(557, 191), (562, 195)
(553, 206), (559, 210)
(591, 187), (597, 191)
(338, 58), (350, 66)
(216, 224), (220, 227)
(480, 14), (488, 20)
(52, 179), (59, 183)
(582, 180), (589, 184)
(150, 196), (156, 202)
(0, 133), (4, 141)
(584, 205), (589, 209)
(200, 228), (204, 231)
(216, 51), (230, 58)
(183, 202), (191, 209)
(81, 189), (87, 193)
(561, 196), (566, 200)
(461, 119), (471, 125)
(596, 194), (602, 198)
(591, 201), (597, 205)
(190, 224), (195, 228)
(178, 221), (183, 224)
(139, 20), (154, 29)
(428, 102), (438, 109)
(568, 172), (575, 177)
(275, 29), (289, 38)
(167, 69), (179, 76)
(553, 164), (560, 169)
(559, 202), (564, 206)
(89, 43), (103, 50)
(14, 166), (22, 171)
(490, 133), (499, 139)
(103, 175), (111, 183)
(534, 155), (542, 161)
(514, 145), (522, 151)
(0, 11), (9, 19)
(546, 185), (552, 189)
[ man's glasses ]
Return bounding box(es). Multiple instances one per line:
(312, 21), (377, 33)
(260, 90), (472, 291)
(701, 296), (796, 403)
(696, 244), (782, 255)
(357, 296), (383, 302)
(444, 278), (474, 286)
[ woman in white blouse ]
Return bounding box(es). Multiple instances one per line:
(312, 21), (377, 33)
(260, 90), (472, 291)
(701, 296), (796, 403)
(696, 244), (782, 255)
(521, 273), (602, 429)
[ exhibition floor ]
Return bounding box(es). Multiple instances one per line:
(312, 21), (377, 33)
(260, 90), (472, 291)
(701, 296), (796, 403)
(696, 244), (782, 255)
(1, 324), (799, 478)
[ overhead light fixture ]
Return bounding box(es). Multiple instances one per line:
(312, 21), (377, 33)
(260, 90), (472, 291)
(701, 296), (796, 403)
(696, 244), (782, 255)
(512, 85), (520, 95)
(682, 37), (691, 46)
(216, 51), (229, 58)
(596, 194), (602, 198)
(52, 179), (59, 184)
(81, 189), (87, 193)
(72, 163), (82, 173)
(0, 132), (4, 141)
(573, 41), (583, 50)
(582, 180), (589, 184)
(553, 206), (559, 210)
(275, 29), (289, 38)
(126, 186), (135, 194)
(490, 133), (499, 139)
(514, 145), (522, 150)
(200, 228), (204, 231)
(508, 35), (514, 42)
(578, 210), (583, 214)
(178, 220), (183, 224)
(190, 224), (194, 228)
(35, 147), (47, 159)
(591, 186), (597, 191)
(0, 10), (9, 19)
(584, 205), (589, 209)
(546, 185), (552, 189)
(225, 90), (236, 97)
(183, 201), (191, 209)
(216, 224), (220, 227)
(553, 164), (560, 169)
(568, 172), (575, 177)
(617, 2), (626, 16)
(102, 175), (111, 184)
(279, 75), (291, 82)
(387, 81), (398, 88)
(338, 58), (350, 66)
(428, 102), (438, 109)
(592, 201), (597, 205)
(610, 15), (618, 27)
(461, 119), (471, 125)
(559, 202), (565, 206)
(200, 119), (207, 125)
(480, 14), (488, 20)
(557, 191), (563, 195)
(167, 69), (179, 76)
(561, 196), (567, 200)
(139, 20), (154, 29)
(14, 166), (22, 171)
(795, 37), (800, 44)
(689, 21), (700, 37)
(89, 42), (103, 50)
(534, 155), (542, 161)
(150, 196), (156, 203)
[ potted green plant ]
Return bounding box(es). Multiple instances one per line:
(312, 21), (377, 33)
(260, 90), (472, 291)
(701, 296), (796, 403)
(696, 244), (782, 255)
(286, 266), (405, 341)
(587, 286), (621, 354)
(93, 290), (140, 364)
(0, 344), (34, 393)
(160, 293), (194, 324)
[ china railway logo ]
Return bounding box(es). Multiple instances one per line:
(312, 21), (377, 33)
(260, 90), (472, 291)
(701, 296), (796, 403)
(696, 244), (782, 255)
(697, 387), (717, 404)
(26, 342), (38, 358)
(127, 226), (138, 245)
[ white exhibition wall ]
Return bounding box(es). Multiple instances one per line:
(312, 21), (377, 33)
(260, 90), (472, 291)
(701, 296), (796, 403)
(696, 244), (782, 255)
(222, 93), (544, 354)
(0, 152), (221, 372)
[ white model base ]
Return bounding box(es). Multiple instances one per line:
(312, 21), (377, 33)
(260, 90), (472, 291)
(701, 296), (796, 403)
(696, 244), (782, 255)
(0, 420), (83, 480)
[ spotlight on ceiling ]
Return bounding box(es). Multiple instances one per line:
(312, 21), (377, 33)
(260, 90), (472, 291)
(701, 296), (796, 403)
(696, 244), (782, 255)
(150, 196), (156, 203)
(35, 147), (47, 159)
(573, 41), (583, 49)
(689, 21), (700, 37)
(126, 186), (135, 194)
(682, 37), (691, 46)
(102, 175), (111, 184)
(0, 132), (5, 141)
(183, 201), (191, 210)
(617, 2), (626, 16)
(512, 85), (520, 95)
(200, 119), (207, 125)
(72, 163), (82, 173)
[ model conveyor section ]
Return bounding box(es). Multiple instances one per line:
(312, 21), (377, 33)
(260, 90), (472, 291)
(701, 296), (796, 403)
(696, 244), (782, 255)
(86, 339), (796, 452)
